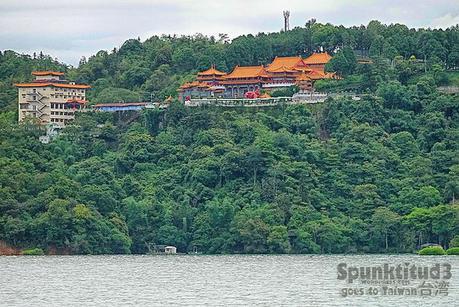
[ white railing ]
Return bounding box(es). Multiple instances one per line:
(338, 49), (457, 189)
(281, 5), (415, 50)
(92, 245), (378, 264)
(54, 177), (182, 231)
(185, 93), (330, 107)
(292, 92), (329, 103)
(262, 82), (295, 88)
(186, 97), (293, 107)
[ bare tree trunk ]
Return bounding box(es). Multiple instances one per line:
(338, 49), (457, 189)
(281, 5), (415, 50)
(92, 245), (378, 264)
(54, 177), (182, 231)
(385, 231), (388, 251)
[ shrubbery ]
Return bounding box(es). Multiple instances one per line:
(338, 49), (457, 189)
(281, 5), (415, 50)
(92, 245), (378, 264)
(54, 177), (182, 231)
(446, 247), (459, 255)
(418, 246), (446, 255)
(22, 248), (45, 256)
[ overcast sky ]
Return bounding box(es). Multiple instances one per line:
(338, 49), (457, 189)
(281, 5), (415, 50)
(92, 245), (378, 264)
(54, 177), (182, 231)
(0, 0), (458, 66)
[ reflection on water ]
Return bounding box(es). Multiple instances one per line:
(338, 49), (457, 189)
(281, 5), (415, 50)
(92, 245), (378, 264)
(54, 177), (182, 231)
(0, 254), (457, 306)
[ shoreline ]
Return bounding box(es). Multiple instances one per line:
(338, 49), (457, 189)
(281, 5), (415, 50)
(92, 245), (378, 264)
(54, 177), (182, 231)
(2, 253), (456, 257)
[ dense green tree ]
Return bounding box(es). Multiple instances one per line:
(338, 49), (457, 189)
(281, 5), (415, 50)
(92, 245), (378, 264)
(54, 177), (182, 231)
(326, 47), (356, 76)
(95, 87), (141, 103)
(371, 207), (400, 251)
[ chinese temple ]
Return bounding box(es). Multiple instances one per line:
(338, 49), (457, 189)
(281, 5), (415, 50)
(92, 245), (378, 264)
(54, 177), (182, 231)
(302, 52), (332, 71)
(197, 65), (227, 84)
(220, 65), (271, 97)
(266, 56), (308, 81)
(178, 52), (337, 100)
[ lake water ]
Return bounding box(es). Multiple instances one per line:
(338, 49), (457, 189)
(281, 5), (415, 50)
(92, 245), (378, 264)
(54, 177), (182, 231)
(0, 254), (457, 306)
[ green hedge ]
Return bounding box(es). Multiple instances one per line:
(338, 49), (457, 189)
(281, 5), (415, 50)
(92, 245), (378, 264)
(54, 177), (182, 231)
(418, 246), (446, 255)
(446, 247), (459, 255)
(22, 248), (45, 256)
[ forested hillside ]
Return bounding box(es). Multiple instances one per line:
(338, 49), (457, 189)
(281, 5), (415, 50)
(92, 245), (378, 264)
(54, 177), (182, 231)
(1, 20), (458, 109)
(0, 20), (458, 254)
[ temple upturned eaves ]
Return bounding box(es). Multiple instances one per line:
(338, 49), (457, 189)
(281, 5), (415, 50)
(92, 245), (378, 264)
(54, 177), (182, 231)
(179, 52), (337, 100)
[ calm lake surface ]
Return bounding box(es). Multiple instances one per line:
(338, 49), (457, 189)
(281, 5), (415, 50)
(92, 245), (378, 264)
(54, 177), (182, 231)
(0, 254), (457, 306)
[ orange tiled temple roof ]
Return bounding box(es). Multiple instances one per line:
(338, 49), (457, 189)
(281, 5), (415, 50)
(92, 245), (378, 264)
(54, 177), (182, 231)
(179, 81), (212, 90)
(305, 70), (325, 80)
(303, 52), (332, 65)
(267, 56), (306, 72)
(267, 65), (298, 73)
(198, 65), (226, 76)
(14, 83), (90, 89)
(296, 72), (312, 81)
(224, 65), (269, 79)
(31, 71), (65, 76)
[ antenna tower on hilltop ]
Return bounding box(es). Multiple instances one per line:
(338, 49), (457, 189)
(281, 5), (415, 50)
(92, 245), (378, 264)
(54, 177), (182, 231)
(283, 10), (290, 32)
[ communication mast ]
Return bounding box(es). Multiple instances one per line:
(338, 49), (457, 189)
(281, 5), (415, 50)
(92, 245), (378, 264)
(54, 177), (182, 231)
(283, 10), (290, 32)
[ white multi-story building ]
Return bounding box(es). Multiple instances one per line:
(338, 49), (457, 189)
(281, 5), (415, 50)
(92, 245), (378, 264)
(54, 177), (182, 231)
(15, 71), (90, 127)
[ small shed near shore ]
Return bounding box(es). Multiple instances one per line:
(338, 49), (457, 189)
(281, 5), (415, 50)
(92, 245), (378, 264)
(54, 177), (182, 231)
(164, 246), (177, 254)
(147, 244), (178, 254)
